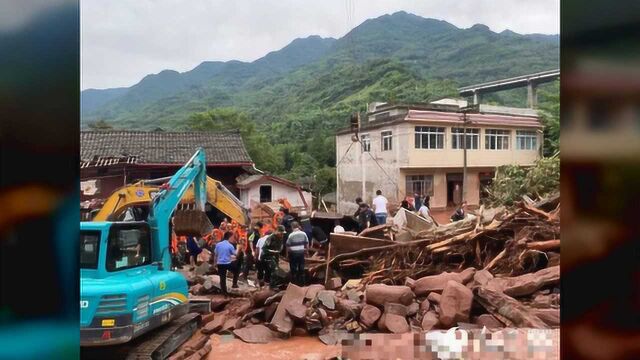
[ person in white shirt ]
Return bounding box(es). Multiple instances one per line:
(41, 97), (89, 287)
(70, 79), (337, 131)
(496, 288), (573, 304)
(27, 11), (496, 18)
(255, 232), (270, 286)
(418, 203), (434, 224)
(372, 190), (388, 225)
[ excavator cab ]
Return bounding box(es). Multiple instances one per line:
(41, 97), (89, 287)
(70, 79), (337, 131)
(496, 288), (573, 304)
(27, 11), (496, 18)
(80, 221), (190, 346)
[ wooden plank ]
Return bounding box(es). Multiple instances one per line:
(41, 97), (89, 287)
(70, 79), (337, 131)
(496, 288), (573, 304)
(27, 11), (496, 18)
(329, 233), (394, 257)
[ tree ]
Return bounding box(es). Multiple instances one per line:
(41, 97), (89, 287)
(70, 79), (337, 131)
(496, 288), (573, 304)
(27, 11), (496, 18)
(87, 119), (113, 130)
(537, 89), (560, 157)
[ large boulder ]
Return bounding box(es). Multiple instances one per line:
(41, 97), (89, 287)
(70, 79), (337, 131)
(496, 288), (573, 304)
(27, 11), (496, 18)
(414, 272), (463, 296)
(359, 304), (382, 328)
(365, 284), (415, 307)
(421, 311), (440, 331)
(438, 280), (473, 327)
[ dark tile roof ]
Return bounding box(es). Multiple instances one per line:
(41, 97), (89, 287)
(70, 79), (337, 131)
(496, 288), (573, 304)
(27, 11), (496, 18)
(80, 130), (253, 165)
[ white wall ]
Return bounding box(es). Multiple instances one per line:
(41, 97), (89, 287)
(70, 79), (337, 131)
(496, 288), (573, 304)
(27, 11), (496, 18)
(240, 179), (311, 209)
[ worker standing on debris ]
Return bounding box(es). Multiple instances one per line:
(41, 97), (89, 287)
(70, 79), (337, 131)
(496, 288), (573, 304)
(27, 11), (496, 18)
(286, 222), (309, 286)
(186, 235), (202, 271)
(281, 208), (295, 234)
(214, 231), (239, 295)
(450, 201), (468, 222)
(418, 198), (435, 224)
(262, 225), (285, 289)
(353, 197), (363, 218)
(243, 222), (262, 282)
(357, 202), (377, 230)
(255, 230), (271, 287)
(372, 190), (388, 225)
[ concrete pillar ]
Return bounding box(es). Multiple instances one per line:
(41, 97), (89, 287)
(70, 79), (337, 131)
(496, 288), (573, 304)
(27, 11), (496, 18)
(527, 81), (538, 108)
(472, 90), (481, 105)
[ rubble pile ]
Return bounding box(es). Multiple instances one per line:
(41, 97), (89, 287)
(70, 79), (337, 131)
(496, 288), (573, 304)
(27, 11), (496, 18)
(177, 195), (559, 348)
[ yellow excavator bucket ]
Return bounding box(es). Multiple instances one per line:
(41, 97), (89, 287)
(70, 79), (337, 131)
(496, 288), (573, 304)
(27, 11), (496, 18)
(172, 205), (214, 237)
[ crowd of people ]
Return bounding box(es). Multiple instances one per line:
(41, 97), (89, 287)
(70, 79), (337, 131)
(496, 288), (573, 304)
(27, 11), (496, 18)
(170, 191), (469, 296)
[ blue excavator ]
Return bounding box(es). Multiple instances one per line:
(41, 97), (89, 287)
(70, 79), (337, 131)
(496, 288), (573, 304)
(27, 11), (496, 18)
(80, 148), (212, 359)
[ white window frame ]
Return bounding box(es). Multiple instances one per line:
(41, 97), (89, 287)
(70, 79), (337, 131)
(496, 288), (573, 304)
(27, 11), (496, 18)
(406, 175), (434, 197)
(451, 128), (480, 150)
(485, 129), (511, 150)
(360, 133), (371, 152)
(415, 126), (445, 149)
(516, 130), (538, 150)
(381, 130), (392, 151)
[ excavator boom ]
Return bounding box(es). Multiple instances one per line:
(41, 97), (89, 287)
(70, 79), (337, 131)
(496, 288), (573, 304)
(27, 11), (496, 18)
(91, 176), (248, 226)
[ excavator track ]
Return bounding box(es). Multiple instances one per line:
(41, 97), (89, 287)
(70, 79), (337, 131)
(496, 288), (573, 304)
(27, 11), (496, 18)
(81, 313), (201, 360)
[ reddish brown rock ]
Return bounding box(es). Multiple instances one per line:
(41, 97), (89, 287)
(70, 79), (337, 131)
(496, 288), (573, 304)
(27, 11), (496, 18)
(264, 302), (279, 322)
(407, 302), (420, 317)
(189, 284), (204, 295)
(337, 298), (363, 317)
(183, 333), (208, 354)
(200, 312), (216, 327)
(438, 280), (473, 327)
(316, 290), (337, 310)
(471, 269), (494, 287)
(292, 327), (309, 337)
(285, 302), (308, 321)
(421, 311), (440, 331)
(201, 312), (227, 334)
(210, 296), (232, 311)
(184, 341), (211, 360)
(378, 311), (410, 334)
(270, 283), (307, 334)
(475, 314), (503, 329)
(419, 299), (431, 313)
(233, 324), (280, 343)
(384, 302), (408, 317)
(326, 277), (343, 290)
(532, 308), (560, 327)
(405, 277), (416, 290)
(414, 272), (463, 296)
(365, 284), (415, 307)
(427, 292), (441, 304)
(459, 268), (476, 284)
(359, 304), (382, 328)
(168, 350), (188, 360)
(251, 288), (277, 308)
(304, 284), (326, 301)
(226, 298), (253, 317)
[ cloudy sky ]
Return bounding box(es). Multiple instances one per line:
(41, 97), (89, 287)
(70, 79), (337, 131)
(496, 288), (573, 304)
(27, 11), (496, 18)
(81, 0), (559, 90)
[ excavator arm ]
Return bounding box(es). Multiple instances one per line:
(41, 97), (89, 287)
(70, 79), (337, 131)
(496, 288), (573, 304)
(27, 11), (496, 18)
(91, 176), (248, 226)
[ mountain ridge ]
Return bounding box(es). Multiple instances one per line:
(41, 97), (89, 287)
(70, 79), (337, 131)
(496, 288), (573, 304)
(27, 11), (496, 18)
(82, 11), (559, 127)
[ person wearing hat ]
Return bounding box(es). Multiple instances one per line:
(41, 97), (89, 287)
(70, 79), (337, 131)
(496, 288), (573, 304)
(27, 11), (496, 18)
(261, 225), (285, 289)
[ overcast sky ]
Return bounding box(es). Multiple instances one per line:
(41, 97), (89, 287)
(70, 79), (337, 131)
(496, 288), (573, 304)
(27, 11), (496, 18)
(81, 0), (559, 90)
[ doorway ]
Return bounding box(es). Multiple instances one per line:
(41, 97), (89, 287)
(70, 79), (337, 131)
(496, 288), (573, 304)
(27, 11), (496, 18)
(446, 173), (463, 207)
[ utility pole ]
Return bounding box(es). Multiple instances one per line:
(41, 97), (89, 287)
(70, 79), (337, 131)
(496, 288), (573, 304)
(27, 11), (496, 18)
(458, 104), (480, 202)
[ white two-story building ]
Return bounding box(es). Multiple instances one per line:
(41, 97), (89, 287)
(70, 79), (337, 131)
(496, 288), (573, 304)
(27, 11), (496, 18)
(335, 101), (543, 214)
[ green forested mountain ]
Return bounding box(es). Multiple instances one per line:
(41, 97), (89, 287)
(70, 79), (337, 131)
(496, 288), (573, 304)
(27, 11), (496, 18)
(82, 11), (559, 195)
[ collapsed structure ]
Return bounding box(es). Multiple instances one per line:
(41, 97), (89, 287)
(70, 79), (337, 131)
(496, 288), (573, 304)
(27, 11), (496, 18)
(171, 193), (560, 358)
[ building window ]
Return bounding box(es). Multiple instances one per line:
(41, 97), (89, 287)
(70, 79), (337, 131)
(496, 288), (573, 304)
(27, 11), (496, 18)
(259, 185), (272, 203)
(516, 130), (538, 150)
(360, 134), (371, 152)
(451, 128), (479, 149)
(485, 129), (510, 150)
(406, 175), (434, 197)
(381, 131), (392, 151)
(415, 127), (445, 149)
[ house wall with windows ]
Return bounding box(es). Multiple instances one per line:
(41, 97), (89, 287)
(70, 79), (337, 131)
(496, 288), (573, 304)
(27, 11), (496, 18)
(335, 104), (543, 213)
